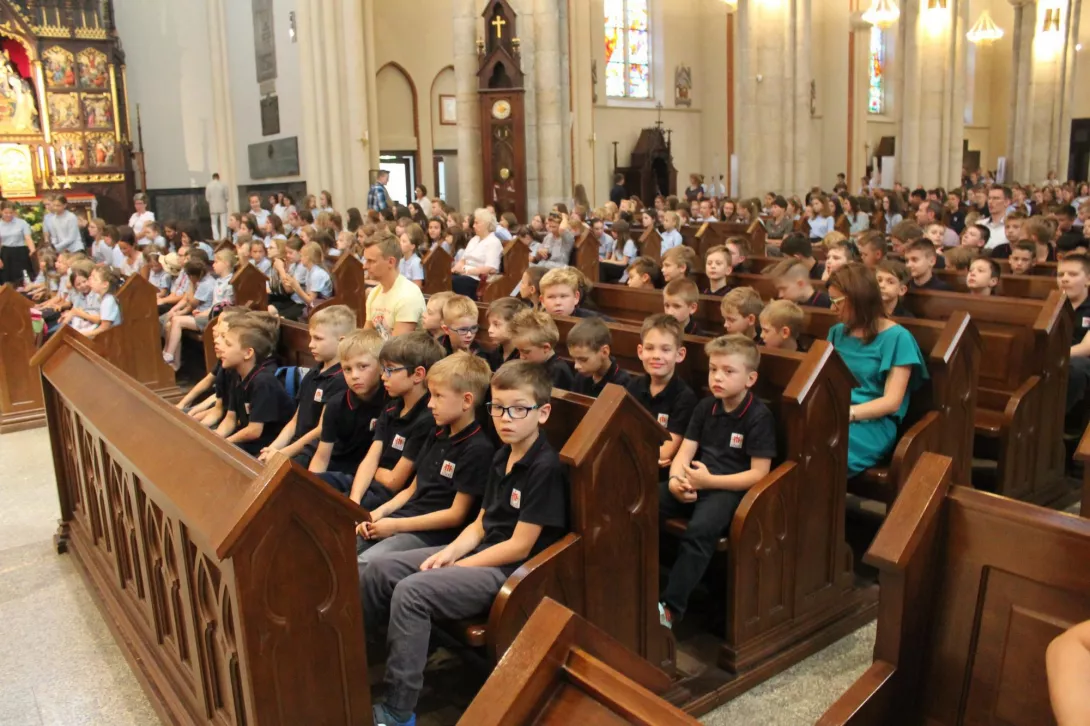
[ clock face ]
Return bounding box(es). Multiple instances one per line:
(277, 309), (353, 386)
(491, 99), (512, 120)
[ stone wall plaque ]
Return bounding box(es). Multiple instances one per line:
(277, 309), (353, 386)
(248, 137), (300, 179)
(252, 0), (278, 84)
(260, 94), (280, 136)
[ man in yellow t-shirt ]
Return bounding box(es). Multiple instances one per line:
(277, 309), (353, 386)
(363, 231), (425, 339)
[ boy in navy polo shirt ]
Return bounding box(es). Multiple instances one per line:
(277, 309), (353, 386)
(310, 329), (387, 482)
(216, 318), (296, 456)
(1060, 254), (1090, 413)
(357, 352), (495, 568)
(509, 308), (575, 390)
(567, 317), (630, 397)
(348, 332), (444, 510)
(663, 278), (704, 335)
(485, 297), (522, 371)
(257, 305), (354, 465)
(770, 258), (832, 309)
(625, 314), (698, 473)
(363, 361), (567, 726)
(659, 335), (776, 629)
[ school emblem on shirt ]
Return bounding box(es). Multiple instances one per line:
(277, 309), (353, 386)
(440, 460), (456, 479)
(730, 433), (744, 449)
(1083, 316), (1090, 329)
(392, 434), (406, 451)
(245, 402), (251, 415)
(369, 418), (378, 431)
(657, 413), (669, 427)
(313, 388), (324, 403)
(510, 488), (522, 509)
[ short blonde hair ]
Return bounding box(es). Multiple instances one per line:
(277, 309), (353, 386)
(338, 328), (385, 362)
(705, 334), (761, 373)
(767, 257), (809, 282)
(442, 294), (478, 323)
(509, 308), (560, 347)
(427, 351), (492, 402)
(663, 277), (699, 305)
(301, 241), (324, 264)
(759, 299), (805, 339)
(721, 286), (765, 318)
(539, 266), (590, 296)
(662, 245), (697, 273)
(214, 248), (237, 270)
(705, 245), (733, 267)
(426, 290), (456, 313)
(309, 304), (357, 335)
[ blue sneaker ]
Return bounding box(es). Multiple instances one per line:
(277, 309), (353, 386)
(658, 602), (673, 630)
(373, 703), (416, 726)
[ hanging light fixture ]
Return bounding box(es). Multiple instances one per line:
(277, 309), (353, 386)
(862, 0), (900, 29)
(966, 9), (1004, 44)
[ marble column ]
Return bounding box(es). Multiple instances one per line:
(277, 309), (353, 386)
(895, 0), (969, 189)
(206, 0), (238, 211)
(534, 0), (565, 212)
(848, 11), (873, 191)
(296, 0), (328, 197)
(736, 0), (813, 198)
(454, 0), (483, 211)
(567, 0), (596, 205)
(1008, 0), (1082, 182)
(340, 0), (373, 201)
(320, 0), (349, 206)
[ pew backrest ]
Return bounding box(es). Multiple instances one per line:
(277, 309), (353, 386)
(94, 274), (179, 397)
(480, 239), (529, 303)
(0, 283), (44, 430)
(422, 245), (453, 295)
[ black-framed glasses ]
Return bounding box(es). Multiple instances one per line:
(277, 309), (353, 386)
(381, 365), (408, 377)
(486, 403), (540, 420)
(450, 325), (479, 336)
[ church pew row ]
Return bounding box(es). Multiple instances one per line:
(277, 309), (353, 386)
(571, 225), (600, 285)
(197, 262), (270, 371)
(584, 283), (980, 497)
(480, 239), (530, 303)
(1, 278), (181, 434)
(312, 253), (368, 318)
(422, 244), (453, 296)
(34, 329), (372, 726)
(680, 221), (766, 271)
(460, 597), (699, 726)
(818, 452), (1090, 726)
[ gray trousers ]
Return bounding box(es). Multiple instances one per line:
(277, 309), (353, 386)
(362, 546), (509, 713)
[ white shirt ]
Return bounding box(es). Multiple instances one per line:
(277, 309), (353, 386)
(461, 233), (503, 273)
(983, 213), (1008, 250)
(128, 210), (155, 235)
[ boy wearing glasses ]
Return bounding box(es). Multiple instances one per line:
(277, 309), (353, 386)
(347, 332), (444, 510)
(364, 361), (567, 726)
(438, 294), (484, 357)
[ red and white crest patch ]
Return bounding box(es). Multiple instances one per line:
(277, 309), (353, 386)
(440, 460), (456, 479)
(369, 418), (378, 431)
(656, 413), (669, 426)
(730, 433), (744, 449)
(510, 488), (522, 509)
(313, 388), (324, 403)
(392, 434), (406, 450)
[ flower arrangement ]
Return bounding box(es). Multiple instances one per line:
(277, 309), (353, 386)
(16, 202), (46, 245)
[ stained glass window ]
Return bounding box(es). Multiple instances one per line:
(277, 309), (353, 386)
(868, 25), (885, 114)
(605, 0), (651, 99)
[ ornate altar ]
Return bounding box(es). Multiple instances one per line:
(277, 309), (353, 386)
(614, 118), (677, 204)
(477, 0), (527, 223)
(0, 1), (133, 220)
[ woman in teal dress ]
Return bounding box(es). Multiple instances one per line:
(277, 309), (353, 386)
(826, 264), (927, 477)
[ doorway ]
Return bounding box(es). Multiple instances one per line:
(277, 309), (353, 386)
(380, 153), (417, 207)
(1070, 119), (1090, 183)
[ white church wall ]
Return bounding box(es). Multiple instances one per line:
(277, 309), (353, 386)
(114, 0), (219, 190)
(223, 0), (304, 187)
(698, 0), (728, 198)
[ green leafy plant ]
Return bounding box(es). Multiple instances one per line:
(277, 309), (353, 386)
(16, 202), (46, 245)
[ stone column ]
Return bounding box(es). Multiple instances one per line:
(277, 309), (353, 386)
(321, 0), (349, 206)
(896, 0), (969, 189)
(567, 0), (596, 206)
(1008, 0), (1082, 182)
(296, 0), (327, 195)
(848, 11), (873, 191)
(361, 0), (381, 172)
(206, 0), (238, 211)
(340, 0), (371, 204)
(736, 0), (812, 198)
(533, 0), (565, 211)
(454, 0), (483, 211)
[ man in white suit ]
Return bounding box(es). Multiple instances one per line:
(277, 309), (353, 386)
(205, 173), (229, 240)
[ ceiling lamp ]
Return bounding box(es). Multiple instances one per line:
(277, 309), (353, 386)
(966, 9), (1004, 44)
(862, 0), (900, 29)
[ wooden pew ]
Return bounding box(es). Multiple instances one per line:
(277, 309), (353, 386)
(313, 253), (367, 315)
(422, 244), (453, 295)
(479, 239), (529, 303)
(681, 221), (765, 271)
(33, 329), (372, 726)
(1074, 424), (1090, 517)
(818, 452), (1090, 726)
(0, 283), (45, 432)
(570, 226), (600, 283)
(198, 263), (275, 371)
(640, 226), (662, 262)
(97, 275), (181, 401)
(461, 597), (699, 726)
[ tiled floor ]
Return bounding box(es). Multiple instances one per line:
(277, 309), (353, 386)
(0, 426), (874, 726)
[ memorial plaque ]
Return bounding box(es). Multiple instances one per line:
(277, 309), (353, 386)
(260, 94), (280, 136)
(252, 0), (277, 84)
(248, 137), (300, 179)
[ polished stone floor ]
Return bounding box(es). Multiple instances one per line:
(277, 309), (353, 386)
(0, 427), (874, 726)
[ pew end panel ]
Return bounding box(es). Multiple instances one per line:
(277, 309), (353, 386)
(571, 228), (600, 283)
(480, 240), (530, 303)
(0, 283), (46, 432)
(36, 332), (372, 726)
(313, 254), (367, 315)
(231, 262), (270, 312)
(462, 598), (698, 726)
(94, 275), (181, 401)
(640, 227), (662, 262)
(422, 245), (453, 295)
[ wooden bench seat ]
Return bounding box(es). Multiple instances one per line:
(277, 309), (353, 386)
(33, 328), (372, 725)
(480, 239), (529, 303)
(818, 451), (1090, 726)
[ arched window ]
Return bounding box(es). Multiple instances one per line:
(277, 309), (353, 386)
(605, 0), (651, 99)
(868, 25), (885, 114)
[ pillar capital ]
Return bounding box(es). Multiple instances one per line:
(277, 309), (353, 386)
(1008, 0), (1035, 7)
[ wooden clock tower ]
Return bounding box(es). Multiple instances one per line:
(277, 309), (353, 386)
(477, 0), (527, 223)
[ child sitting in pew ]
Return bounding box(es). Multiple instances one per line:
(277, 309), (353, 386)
(308, 329), (388, 477)
(721, 286), (765, 343)
(944, 245), (978, 272)
(965, 257), (1000, 296)
(357, 351), (496, 567)
(1023, 217), (1059, 267)
(626, 256), (660, 289)
(215, 316), (297, 456)
(175, 308), (248, 426)
(905, 240), (950, 291)
(539, 266), (607, 319)
(486, 297), (524, 371)
(422, 291), (455, 340)
(398, 223), (425, 290)
(663, 278), (703, 335)
(876, 260), (913, 318)
(725, 236), (751, 274)
(769, 257), (831, 308)
(438, 294), (484, 356)
(702, 245), (734, 296)
(64, 264), (122, 339)
(781, 233), (825, 280)
(626, 314), (698, 472)
(257, 305), (355, 465)
(661, 245), (698, 285)
(821, 237), (858, 282)
(249, 238), (274, 278)
(857, 232), (887, 269)
(568, 317), (631, 397)
(363, 361), (567, 726)
(161, 249), (236, 371)
(1007, 240), (1038, 276)
(144, 249), (175, 294)
(1060, 254), (1090, 415)
(599, 218), (635, 284)
(658, 334), (776, 629)
(660, 210), (683, 252)
(958, 222), (989, 251)
(339, 332), (444, 509)
(759, 299), (806, 352)
(517, 265), (547, 308)
(509, 308), (574, 389)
